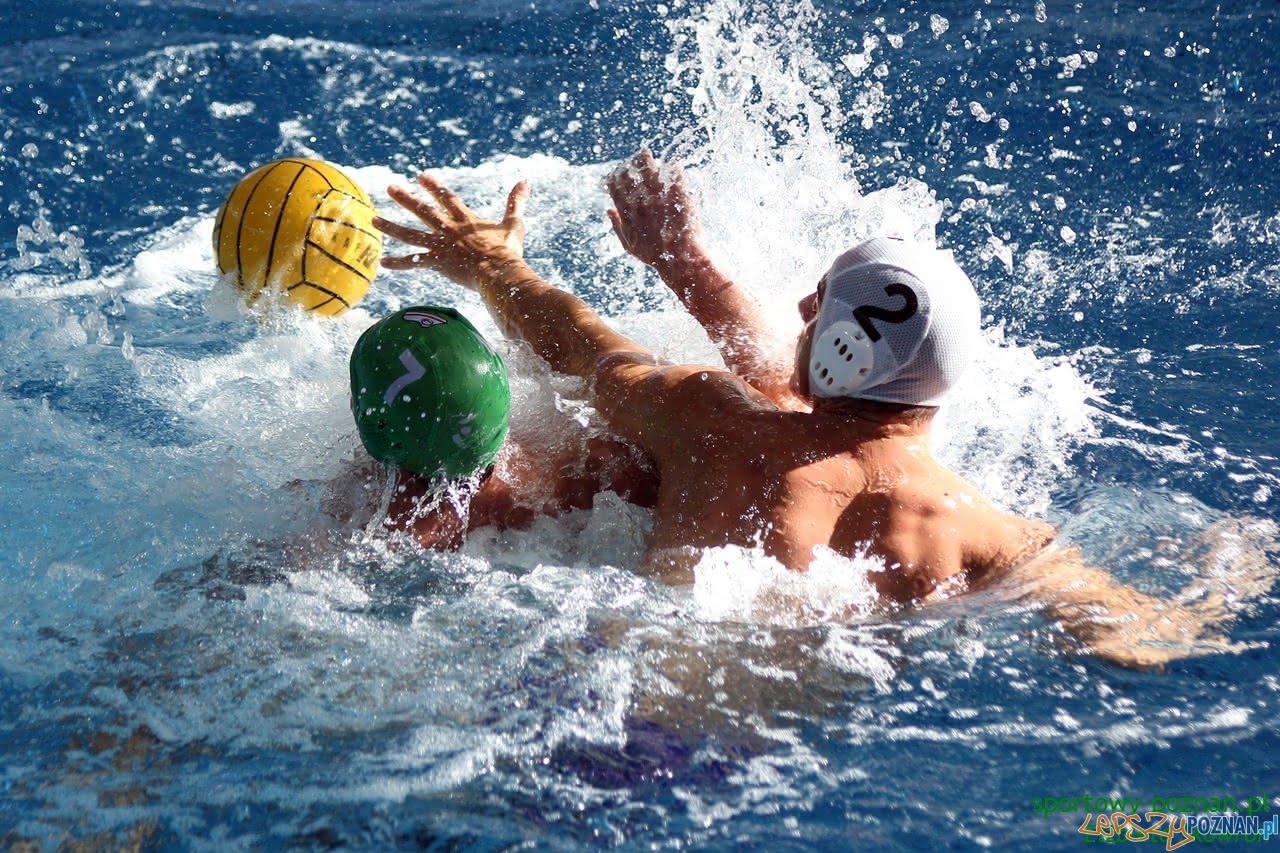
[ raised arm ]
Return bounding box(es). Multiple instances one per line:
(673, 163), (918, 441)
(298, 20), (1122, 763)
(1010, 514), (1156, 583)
(376, 175), (647, 379)
(374, 173), (739, 466)
(606, 151), (804, 410)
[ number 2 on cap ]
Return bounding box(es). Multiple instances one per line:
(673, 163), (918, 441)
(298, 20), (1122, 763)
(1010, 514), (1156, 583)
(852, 283), (919, 342)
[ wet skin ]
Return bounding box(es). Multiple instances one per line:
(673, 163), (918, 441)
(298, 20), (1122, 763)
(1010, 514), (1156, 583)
(369, 156), (1260, 668)
(373, 168), (1052, 600)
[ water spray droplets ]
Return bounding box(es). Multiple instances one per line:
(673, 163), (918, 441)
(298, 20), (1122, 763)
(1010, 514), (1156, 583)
(13, 191), (92, 279)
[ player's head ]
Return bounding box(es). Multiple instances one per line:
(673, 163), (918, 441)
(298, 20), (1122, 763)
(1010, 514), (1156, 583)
(793, 236), (981, 408)
(350, 306), (509, 482)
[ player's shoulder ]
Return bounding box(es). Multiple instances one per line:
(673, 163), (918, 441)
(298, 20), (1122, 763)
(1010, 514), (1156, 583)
(968, 508), (1057, 578)
(911, 467), (1056, 566)
(637, 361), (778, 412)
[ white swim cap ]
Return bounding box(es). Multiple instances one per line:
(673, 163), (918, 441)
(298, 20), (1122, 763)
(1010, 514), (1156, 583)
(807, 236), (981, 407)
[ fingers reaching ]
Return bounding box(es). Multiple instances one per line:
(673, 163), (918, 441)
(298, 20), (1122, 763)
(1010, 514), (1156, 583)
(417, 173), (470, 219)
(636, 149), (664, 197)
(371, 215), (434, 247)
(386, 183), (445, 228)
(374, 174), (531, 284)
(376, 186), (445, 272)
(606, 208), (629, 250)
(381, 252), (433, 270)
(607, 149), (690, 210)
(504, 181), (529, 243)
(504, 181), (529, 225)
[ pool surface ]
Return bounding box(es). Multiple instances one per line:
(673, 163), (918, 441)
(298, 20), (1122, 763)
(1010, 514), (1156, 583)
(2, 0), (1279, 849)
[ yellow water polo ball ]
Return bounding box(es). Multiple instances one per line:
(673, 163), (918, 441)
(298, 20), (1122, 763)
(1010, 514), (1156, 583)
(212, 158), (382, 316)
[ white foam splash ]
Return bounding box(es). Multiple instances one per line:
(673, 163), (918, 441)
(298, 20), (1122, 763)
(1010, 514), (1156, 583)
(691, 545), (881, 627)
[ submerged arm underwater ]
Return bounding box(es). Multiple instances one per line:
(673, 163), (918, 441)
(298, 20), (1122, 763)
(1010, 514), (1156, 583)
(977, 538), (1271, 669)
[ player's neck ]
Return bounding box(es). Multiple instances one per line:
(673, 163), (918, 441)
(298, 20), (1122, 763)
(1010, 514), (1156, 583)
(811, 396), (936, 438)
(466, 473), (537, 533)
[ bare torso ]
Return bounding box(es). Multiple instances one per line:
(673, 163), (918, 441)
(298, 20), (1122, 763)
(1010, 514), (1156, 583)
(367, 167), (1261, 668)
(635, 368), (1054, 600)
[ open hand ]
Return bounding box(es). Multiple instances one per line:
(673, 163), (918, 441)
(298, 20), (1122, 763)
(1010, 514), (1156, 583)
(606, 150), (703, 271)
(374, 173), (529, 290)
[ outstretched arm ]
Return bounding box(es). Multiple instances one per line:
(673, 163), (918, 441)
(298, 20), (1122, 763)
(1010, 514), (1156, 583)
(607, 151), (804, 410)
(375, 172), (761, 480)
(978, 544), (1242, 669)
(374, 172), (731, 468)
(375, 175), (648, 379)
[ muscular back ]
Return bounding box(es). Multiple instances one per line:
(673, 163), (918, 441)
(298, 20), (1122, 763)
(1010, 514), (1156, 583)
(628, 367), (1054, 600)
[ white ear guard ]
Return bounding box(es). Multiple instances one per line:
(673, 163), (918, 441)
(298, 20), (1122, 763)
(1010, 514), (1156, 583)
(808, 319), (875, 397)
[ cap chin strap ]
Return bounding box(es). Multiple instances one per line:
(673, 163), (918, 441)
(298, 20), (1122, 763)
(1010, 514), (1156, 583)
(809, 319), (876, 397)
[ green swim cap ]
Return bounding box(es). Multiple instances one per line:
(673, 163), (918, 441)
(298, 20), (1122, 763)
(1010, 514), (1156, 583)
(349, 306), (510, 481)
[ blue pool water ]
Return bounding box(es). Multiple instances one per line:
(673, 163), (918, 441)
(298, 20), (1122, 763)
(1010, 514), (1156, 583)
(3, 0), (1279, 849)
